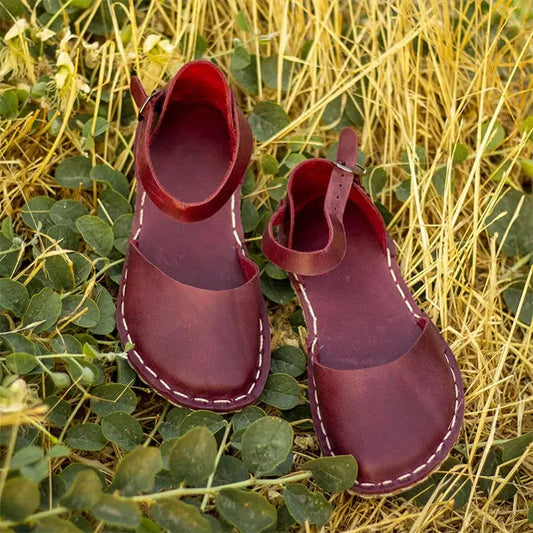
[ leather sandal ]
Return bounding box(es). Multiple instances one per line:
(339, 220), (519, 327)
(262, 128), (464, 494)
(117, 60), (270, 412)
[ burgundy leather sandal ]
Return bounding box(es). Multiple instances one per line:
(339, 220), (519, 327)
(117, 61), (270, 412)
(262, 128), (464, 495)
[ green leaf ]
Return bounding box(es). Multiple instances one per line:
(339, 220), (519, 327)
(0, 232), (18, 277)
(231, 46), (251, 70)
(44, 255), (75, 291)
(529, 502), (533, 524)
(113, 213), (133, 254)
(503, 279), (532, 325)
(35, 517), (83, 533)
(248, 101), (290, 142)
(66, 423), (107, 451)
(284, 152), (306, 169)
(216, 488), (276, 533)
(213, 455), (249, 486)
(91, 383), (137, 416)
(59, 469), (102, 510)
(452, 143), (469, 164)
(261, 55), (291, 91)
(0, 278), (29, 316)
(241, 200), (259, 233)
(232, 405), (266, 433)
(44, 395), (72, 426)
(362, 168), (386, 200)
(66, 358), (99, 386)
(113, 446), (162, 496)
(401, 145), (427, 172)
(487, 189), (533, 257)
(180, 410), (226, 436)
(260, 275), (295, 304)
(76, 215), (114, 257)
(91, 493), (141, 528)
(47, 444), (71, 458)
(90, 285), (116, 335)
(402, 476), (437, 506)
(98, 188), (132, 222)
(22, 287), (61, 332)
(265, 261), (287, 280)
(60, 295), (100, 328)
(270, 345), (306, 377)
(54, 156), (92, 189)
(501, 431), (533, 461)
(480, 448), (518, 500)
(91, 164), (130, 198)
(20, 196), (56, 231)
(1, 216), (14, 240)
(231, 54), (259, 95)
(10, 445), (43, 469)
(260, 373), (300, 410)
(169, 426), (217, 486)
(231, 406), (266, 450)
(101, 411), (143, 450)
(21, 457), (48, 483)
(152, 499), (211, 533)
(5, 352), (38, 375)
(284, 483), (332, 528)
(304, 455), (358, 492)
(235, 9), (250, 32)
(432, 166), (455, 196)
(241, 416), (293, 476)
(395, 179), (411, 202)
(136, 518), (163, 533)
(520, 159), (533, 177)
(261, 153), (279, 176)
(267, 177), (288, 202)
(0, 476), (40, 521)
(83, 116), (108, 139)
(70, 252), (92, 286)
(481, 121), (505, 152)
(50, 371), (72, 391)
(158, 406), (190, 440)
(45, 224), (79, 250)
(0, 89), (18, 118)
(49, 199), (89, 232)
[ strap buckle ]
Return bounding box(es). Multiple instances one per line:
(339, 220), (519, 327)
(138, 90), (161, 121)
(333, 160), (367, 177)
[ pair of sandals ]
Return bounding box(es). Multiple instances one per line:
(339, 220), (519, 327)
(116, 60), (464, 496)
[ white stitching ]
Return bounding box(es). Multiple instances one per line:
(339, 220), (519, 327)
(118, 190), (266, 406)
(387, 247), (421, 320)
(296, 243), (462, 489)
(231, 194), (246, 256)
(132, 192), (147, 240)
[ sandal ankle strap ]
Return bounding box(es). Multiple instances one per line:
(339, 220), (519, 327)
(262, 128), (361, 275)
(130, 61), (253, 223)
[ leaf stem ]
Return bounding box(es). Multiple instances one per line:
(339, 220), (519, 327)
(131, 470), (313, 502)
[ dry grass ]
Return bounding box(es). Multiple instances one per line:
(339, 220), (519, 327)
(1, 0), (532, 531)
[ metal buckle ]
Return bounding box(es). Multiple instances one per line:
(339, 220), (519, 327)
(138, 90), (161, 121)
(333, 160), (367, 176)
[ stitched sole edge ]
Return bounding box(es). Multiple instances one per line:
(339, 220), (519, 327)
(289, 240), (464, 495)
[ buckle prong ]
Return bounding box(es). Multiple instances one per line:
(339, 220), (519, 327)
(333, 160), (367, 176)
(138, 90), (161, 121)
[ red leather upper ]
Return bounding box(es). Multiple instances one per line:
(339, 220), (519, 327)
(117, 60), (270, 411)
(262, 127), (464, 494)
